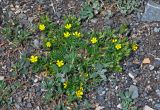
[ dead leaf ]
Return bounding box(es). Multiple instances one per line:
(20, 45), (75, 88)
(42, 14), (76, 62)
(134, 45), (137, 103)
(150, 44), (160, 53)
(142, 58), (151, 64)
(37, 5), (42, 11)
(95, 103), (104, 110)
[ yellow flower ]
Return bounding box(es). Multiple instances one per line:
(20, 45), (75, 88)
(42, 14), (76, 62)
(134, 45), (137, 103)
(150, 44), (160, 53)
(29, 55), (38, 63)
(115, 44), (122, 50)
(84, 73), (89, 77)
(76, 89), (83, 98)
(132, 44), (138, 51)
(91, 37), (98, 44)
(73, 31), (81, 37)
(39, 24), (45, 31)
(56, 60), (64, 67)
(80, 87), (83, 91)
(64, 32), (71, 38)
(112, 39), (117, 43)
(65, 23), (72, 30)
(46, 42), (52, 48)
(63, 82), (67, 89)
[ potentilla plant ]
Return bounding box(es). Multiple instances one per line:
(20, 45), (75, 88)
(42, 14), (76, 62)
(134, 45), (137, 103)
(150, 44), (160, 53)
(28, 15), (138, 102)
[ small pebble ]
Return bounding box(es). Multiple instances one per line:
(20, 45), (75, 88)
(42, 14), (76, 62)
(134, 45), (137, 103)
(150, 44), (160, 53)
(149, 65), (154, 70)
(34, 78), (38, 83)
(27, 103), (32, 108)
(15, 103), (20, 109)
(91, 18), (98, 23)
(129, 73), (135, 79)
(117, 104), (122, 109)
(156, 89), (160, 97)
(33, 39), (40, 48)
(0, 76), (4, 80)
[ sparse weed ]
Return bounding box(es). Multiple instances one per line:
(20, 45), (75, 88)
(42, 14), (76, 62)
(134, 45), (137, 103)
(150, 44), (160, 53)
(119, 91), (138, 110)
(1, 20), (32, 45)
(115, 0), (141, 15)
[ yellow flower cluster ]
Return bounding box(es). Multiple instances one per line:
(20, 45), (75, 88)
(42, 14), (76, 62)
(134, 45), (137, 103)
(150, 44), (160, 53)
(115, 44), (122, 50)
(29, 55), (38, 63)
(132, 44), (138, 51)
(56, 60), (64, 67)
(39, 24), (45, 31)
(91, 37), (98, 44)
(76, 83), (83, 98)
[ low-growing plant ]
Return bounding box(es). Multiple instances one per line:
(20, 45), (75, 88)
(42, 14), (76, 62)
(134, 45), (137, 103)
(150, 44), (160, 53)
(11, 52), (30, 75)
(25, 15), (138, 105)
(115, 0), (141, 15)
(80, 0), (102, 19)
(0, 80), (7, 106)
(119, 91), (138, 110)
(54, 101), (67, 110)
(0, 80), (21, 106)
(0, 20), (32, 45)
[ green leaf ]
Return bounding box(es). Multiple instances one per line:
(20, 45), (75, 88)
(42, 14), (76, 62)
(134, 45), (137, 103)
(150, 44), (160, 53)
(80, 3), (94, 19)
(52, 64), (59, 73)
(97, 69), (107, 81)
(61, 65), (70, 73)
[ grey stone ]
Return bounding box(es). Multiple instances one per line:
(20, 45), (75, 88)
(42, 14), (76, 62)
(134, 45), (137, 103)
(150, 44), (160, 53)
(153, 59), (160, 69)
(100, 91), (106, 96)
(128, 72), (136, 79)
(143, 105), (154, 110)
(17, 97), (22, 103)
(33, 39), (40, 48)
(97, 87), (105, 96)
(26, 103), (32, 108)
(129, 85), (139, 99)
(15, 10), (21, 14)
(19, 19), (29, 27)
(0, 76), (4, 80)
(141, 0), (160, 22)
(91, 18), (98, 24)
(149, 65), (154, 70)
(156, 89), (160, 97)
(154, 27), (160, 33)
(105, 19), (113, 26)
(15, 103), (20, 109)
(35, 106), (40, 110)
(18, 13), (27, 20)
(35, 86), (41, 92)
(28, 17), (34, 23)
(117, 104), (122, 109)
(155, 103), (160, 109)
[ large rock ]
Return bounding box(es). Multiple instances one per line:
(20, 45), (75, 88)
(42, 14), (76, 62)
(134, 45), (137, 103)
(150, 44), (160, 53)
(141, 0), (160, 21)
